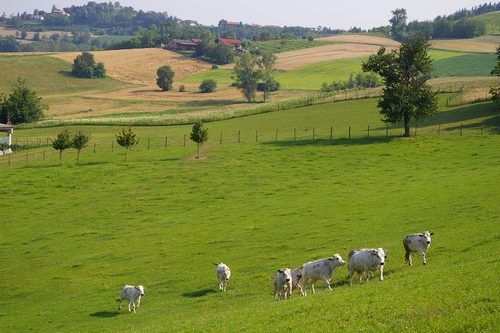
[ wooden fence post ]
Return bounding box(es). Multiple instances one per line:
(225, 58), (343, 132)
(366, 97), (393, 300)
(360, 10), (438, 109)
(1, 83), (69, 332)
(43, 150), (45, 161)
(294, 128), (296, 140)
(481, 123), (483, 135)
(438, 125), (441, 136)
(330, 126), (333, 139)
(238, 131), (241, 143)
(415, 125), (417, 137)
(460, 124), (463, 136)
(148, 138), (150, 149)
(184, 134), (186, 146)
(165, 137), (168, 148)
(348, 126), (351, 139)
(312, 127), (315, 140)
(94, 143), (96, 154)
(275, 129), (278, 141)
(367, 125), (370, 138)
(112, 141), (114, 152)
(386, 124), (388, 138)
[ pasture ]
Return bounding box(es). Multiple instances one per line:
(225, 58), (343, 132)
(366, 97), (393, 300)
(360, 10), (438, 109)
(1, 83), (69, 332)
(1, 97), (499, 332)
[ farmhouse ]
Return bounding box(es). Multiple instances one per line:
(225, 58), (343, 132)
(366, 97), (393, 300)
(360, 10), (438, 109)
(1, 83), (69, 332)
(166, 39), (199, 51)
(0, 123), (13, 155)
(214, 38), (242, 49)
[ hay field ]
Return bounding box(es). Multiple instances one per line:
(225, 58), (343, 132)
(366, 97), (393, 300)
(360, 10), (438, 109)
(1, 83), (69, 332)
(430, 35), (500, 52)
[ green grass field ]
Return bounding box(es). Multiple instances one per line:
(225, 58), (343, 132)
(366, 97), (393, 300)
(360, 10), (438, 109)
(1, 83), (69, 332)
(432, 52), (497, 77)
(1, 97), (499, 332)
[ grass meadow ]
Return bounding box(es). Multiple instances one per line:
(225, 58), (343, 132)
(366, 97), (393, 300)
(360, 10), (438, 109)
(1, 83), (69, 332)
(1, 97), (499, 332)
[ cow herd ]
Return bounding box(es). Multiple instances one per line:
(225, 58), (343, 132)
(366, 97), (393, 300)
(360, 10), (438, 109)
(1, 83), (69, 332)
(118, 231), (434, 312)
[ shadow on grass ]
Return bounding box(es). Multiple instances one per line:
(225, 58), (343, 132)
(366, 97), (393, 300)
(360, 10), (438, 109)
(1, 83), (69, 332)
(182, 288), (216, 298)
(89, 311), (120, 318)
(261, 136), (399, 148)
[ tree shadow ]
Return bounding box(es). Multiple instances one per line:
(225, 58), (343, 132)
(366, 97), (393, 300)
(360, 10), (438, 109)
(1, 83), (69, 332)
(182, 288), (216, 298)
(89, 311), (120, 318)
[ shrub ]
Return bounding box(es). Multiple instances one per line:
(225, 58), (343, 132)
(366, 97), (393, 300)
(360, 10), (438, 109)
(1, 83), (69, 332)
(179, 85), (186, 92)
(199, 79), (217, 93)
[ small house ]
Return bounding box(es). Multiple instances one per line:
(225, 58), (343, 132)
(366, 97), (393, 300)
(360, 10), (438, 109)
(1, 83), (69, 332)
(0, 123), (13, 155)
(166, 39), (198, 51)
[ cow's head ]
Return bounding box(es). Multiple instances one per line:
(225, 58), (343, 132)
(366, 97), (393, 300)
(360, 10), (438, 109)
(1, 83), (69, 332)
(277, 268), (292, 282)
(370, 249), (387, 266)
(222, 265), (231, 281)
(135, 285), (145, 296)
(330, 253), (346, 266)
(419, 231), (434, 245)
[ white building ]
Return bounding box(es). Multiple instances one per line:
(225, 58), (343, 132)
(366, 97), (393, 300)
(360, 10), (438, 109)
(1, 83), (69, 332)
(0, 123), (13, 155)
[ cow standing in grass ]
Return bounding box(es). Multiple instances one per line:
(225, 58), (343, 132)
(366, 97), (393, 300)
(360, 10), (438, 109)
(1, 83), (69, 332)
(403, 231), (434, 266)
(214, 262), (231, 291)
(118, 285), (145, 313)
(273, 268), (292, 300)
(301, 254), (346, 296)
(348, 248), (387, 286)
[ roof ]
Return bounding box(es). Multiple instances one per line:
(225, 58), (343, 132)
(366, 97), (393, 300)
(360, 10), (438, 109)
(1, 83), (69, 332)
(215, 38), (242, 46)
(0, 123), (14, 133)
(170, 39), (198, 46)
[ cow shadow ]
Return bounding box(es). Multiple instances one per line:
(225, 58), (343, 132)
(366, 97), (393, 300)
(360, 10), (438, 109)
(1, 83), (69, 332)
(182, 288), (216, 298)
(89, 311), (120, 318)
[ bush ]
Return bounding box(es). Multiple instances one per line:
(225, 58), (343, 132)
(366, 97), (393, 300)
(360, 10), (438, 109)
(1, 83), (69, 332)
(199, 79), (217, 93)
(72, 52), (106, 79)
(179, 85), (186, 92)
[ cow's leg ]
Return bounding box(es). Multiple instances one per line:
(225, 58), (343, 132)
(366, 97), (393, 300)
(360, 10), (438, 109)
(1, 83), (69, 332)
(310, 279), (316, 294)
(365, 269), (371, 283)
(379, 266), (384, 281)
(419, 250), (426, 265)
(320, 274), (331, 291)
(128, 301), (132, 312)
(407, 251), (413, 266)
(136, 298), (141, 308)
(118, 298), (123, 311)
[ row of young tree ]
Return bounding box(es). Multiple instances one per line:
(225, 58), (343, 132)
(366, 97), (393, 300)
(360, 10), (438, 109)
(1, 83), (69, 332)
(51, 120), (208, 164)
(320, 72), (382, 92)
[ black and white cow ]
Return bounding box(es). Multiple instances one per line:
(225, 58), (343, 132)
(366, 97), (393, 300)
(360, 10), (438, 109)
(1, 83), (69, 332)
(403, 231), (434, 266)
(118, 285), (145, 313)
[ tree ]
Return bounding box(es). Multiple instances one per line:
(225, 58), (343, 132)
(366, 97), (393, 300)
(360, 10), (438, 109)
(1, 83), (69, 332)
(190, 120), (208, 159)
(52, 129), (73, 165)
(72, 131), (90, 164)
(232, 53), (262, 102)
(490, 45), (500, 108)
(116, 124), (139, 162)
(390, 8), (408, 41)
(72, 52), (106, 78)
(0, 77), (48, 124)
(199, 79), (217, 93)
(208, 44), (234, 64)
(362, 35), (438, 138)
(156, 65), (175, 91)
(257, 52), (279, 102)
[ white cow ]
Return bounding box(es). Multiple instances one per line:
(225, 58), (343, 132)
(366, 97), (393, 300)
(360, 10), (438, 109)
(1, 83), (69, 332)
(118, 284), (145, 313)
(403, 231), (434, 266)
(301, 253), (346, 296)
(348, 248), (387, 286)
(213, 262), (231, 291)
(273, 267), (293, 300)
(290, 266), (304, 296)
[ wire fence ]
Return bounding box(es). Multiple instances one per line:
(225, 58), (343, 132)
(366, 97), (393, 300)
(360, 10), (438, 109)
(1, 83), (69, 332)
(1, 120), (495, 166)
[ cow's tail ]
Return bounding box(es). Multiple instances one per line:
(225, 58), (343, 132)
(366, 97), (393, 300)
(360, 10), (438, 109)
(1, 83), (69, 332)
(403, 239), (410, 263)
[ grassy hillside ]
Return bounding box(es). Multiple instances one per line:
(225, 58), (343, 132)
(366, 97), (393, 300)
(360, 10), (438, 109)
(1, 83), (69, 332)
(1, 98), (499, 332)
(470, 10), (500, 34)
